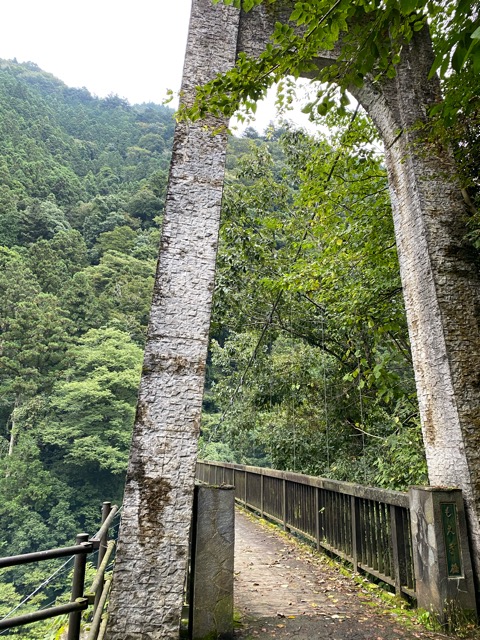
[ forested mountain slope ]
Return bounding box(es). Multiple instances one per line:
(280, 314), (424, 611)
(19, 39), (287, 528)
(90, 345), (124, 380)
(0, 60), (177, 633)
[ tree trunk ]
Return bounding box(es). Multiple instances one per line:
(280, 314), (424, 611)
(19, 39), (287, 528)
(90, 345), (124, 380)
(7, 397), (19, 458)
(106, 2), (240, 638)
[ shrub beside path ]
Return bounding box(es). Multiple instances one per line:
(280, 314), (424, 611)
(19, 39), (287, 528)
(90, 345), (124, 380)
(233, 508), (456, 640)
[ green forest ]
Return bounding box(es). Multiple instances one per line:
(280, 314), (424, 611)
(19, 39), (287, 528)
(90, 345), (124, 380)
(0, 25), (478, 634)
(201, 116), (425, 486)
(0, 60), (173, 636)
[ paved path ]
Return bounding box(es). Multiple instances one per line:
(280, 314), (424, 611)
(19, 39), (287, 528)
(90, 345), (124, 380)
(234, 509), (453, 640)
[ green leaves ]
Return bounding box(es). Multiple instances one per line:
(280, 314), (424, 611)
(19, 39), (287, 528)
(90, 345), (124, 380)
(214, 0), (265, 9)
(41, 327), (143, 475)
(183, 0), (478, 136)
(429, 0), (480, 79)
(290, 3), (313, 25)
(205, 117), (419, 485)
(399, 0), (420, 15)
(0, 60), (174, 577)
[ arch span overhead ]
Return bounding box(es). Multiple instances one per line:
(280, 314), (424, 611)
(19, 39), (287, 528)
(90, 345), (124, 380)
(107, 1), (480, 637)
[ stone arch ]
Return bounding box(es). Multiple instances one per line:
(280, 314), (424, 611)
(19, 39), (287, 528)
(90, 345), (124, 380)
(107, 1), (480, 637)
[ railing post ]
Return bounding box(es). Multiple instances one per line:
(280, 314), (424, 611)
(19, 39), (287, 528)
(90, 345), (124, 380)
(351, 496), (361, 573)
(94, 502), (112, 613)
(244, 470), (248, 506)
(260, 473), (264, 518)
(409, 487), (477, 623)
(282, 477), (287, 531)
(190, 485), (235, 640)
(390, 504), (407, 597)
(68, 533), (89, 640)
(315, 488), (320, 551)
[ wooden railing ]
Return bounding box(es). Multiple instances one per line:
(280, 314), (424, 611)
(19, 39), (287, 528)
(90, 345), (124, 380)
(196, 461), (415, 598)
(0, 502), (118, 639)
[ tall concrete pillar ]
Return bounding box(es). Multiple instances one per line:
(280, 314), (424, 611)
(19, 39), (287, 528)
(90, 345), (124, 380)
(354, 28), (480, 582)
(106, 2), (239, 638)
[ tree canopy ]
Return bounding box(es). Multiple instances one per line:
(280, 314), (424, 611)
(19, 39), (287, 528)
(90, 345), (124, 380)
(200, 113), (426, 488)
(185, 0), (479, 123)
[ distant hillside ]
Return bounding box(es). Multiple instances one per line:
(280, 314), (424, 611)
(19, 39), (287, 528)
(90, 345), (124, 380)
(0, 62), (177, 619)
(0, 58), (174, 246)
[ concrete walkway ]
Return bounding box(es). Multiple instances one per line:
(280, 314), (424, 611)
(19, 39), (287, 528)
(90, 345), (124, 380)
(234, 509), (452, 640)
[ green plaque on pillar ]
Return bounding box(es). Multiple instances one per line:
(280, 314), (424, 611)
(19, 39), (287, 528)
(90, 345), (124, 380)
(441, 503), (462, 577)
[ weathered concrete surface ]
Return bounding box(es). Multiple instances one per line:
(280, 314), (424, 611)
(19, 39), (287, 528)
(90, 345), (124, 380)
(409, 487), (476, 621)
(105, 1), (240, 638)
(191, 485), (235, 640)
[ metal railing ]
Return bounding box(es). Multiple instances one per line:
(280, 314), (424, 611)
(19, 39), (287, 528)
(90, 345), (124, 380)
(196, 461), (415, 598)
(0, 502), (119, 639)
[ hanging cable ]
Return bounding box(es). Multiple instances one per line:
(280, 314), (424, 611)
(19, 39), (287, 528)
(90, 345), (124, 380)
(289, 302), (297, 472)
(0, 506), (123, 627)
(0, 555), (75, 624)
(218, 291), (283, 425)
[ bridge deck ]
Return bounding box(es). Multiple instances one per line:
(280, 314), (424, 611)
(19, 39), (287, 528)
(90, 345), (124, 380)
(234, 508), (448, 640)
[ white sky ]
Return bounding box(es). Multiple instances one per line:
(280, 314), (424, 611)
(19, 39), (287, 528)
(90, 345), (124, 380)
(0, 0), (316, 135)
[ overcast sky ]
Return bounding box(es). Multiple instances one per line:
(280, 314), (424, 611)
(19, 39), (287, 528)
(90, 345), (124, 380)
(0, 0), (315, 134)
(0, 1), (192, 102)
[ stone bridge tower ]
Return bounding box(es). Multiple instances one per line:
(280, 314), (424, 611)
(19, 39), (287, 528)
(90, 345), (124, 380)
(106, 1), (480, 638)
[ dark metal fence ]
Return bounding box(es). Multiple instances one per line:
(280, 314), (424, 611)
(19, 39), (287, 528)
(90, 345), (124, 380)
(196, 461), (415, 598)
(0, 502), (118, 640)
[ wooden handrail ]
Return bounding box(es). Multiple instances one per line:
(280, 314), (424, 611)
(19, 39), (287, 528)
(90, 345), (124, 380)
(197, 460), (408, 507)
(196, 460), (416, 598)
